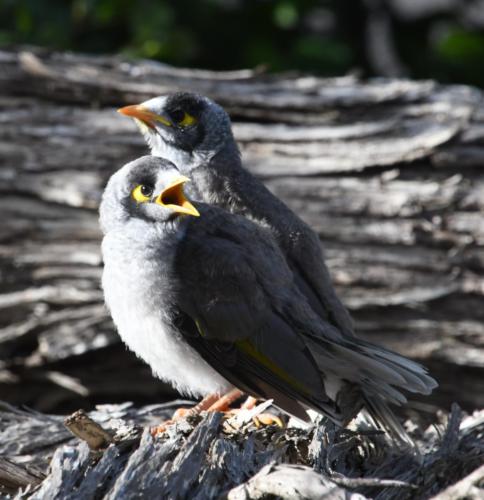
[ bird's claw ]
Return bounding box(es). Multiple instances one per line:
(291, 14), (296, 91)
(150, 420), (174, 437)
(150, 394), (282, 437)
(171, 407), (193, 419)
(150, 406), (198, 437)
(252, 413), (284, 428)
(222, 399), (285, 431)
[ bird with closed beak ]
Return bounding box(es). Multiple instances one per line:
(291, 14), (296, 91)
(100, 155), (437, 444)
(118, 93), (355, 339)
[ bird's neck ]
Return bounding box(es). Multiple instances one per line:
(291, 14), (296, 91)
(189, 142), (290, 226)
(188, 142), (244, 204)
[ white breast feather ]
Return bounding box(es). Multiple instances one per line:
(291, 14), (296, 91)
(101, 233), (233, 398)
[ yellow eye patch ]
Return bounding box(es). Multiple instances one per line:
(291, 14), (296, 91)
(132, 184), (153, 203)
(178, 111), (197, 127)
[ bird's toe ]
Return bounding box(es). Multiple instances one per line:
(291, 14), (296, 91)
(150, 420), (174, 437)
(253, 413), (284, 428)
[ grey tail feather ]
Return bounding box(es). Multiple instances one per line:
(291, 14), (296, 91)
(362, 393), (420, 452)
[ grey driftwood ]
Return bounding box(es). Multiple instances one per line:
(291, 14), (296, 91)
(1, 400), (483, 499)
(0, 46), (483, 498)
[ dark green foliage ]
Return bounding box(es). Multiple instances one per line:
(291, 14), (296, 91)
(0, 1), (483, 91)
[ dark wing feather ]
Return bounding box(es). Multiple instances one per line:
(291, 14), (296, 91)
(171, 207), (437, 441)
(175, 310), (343, 423)
(229, 168), (356, 338)
(173, 209), (345, 422)
(286, 227), (356, 337)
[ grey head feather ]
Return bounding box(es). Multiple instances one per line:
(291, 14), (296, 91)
(99, 155), (184, 234)
(134, 93), (237, 171)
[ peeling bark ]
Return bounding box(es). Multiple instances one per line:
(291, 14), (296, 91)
(0, 46), (483, 499)
(0, 402), (483, 499)
(1, 47), (483, 413)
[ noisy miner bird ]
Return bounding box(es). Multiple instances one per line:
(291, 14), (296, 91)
(100, 155), (437, 444)
(118, 93), (355, 339)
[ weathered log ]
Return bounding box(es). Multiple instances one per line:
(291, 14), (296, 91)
(1, 46), (483, 414)
(1, 45), (484, 499)
(0, 401), (483, 499)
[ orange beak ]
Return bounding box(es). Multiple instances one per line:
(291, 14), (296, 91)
(117, 104), (172, 128)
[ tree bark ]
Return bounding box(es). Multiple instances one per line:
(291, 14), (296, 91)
(1, 47), (483, 413)
(0, 45), (483, 498)
(0, 401), (483, 499)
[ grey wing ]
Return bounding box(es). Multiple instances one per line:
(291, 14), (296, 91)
(174, 216), (345, 422)
(244, 172), (355, 338)
(289, 227), (356, 338)
(173, 213), (437, 441)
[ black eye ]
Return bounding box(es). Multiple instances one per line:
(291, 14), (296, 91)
(170, 109), (185, 123)
(140, 184), (153, 197)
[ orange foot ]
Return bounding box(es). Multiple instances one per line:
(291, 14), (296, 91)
(223, 396), (284, 430)
(150, 391), (283, 436)
(150, 389), (244, 437)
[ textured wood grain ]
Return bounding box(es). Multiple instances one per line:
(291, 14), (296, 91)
(1, 47), (483, 415)
(0, 401), (482, 499)
(1, 46), (484, 496)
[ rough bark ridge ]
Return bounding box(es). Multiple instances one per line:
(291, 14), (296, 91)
(1, 401), (483, 499)
(0, 47), (483, 498)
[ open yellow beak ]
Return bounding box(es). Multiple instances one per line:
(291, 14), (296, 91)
(155, 177), (200, 217)
(117, 104), (172, 128)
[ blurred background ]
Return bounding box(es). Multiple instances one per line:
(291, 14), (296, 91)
(2, 0), (484, 87)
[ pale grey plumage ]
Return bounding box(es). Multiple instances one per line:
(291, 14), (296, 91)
(119, 93), (355, 337)
(100, 157), (232, 397)
(100, 156), (437, 445)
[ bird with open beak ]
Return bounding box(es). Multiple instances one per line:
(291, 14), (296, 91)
(118, 93), (355, 341)
(100, 155), (437, 444)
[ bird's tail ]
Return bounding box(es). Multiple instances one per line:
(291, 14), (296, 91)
(352, 338), (438, 402)
(303, 333), (437, 446)
(362, 392), (415, 447)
